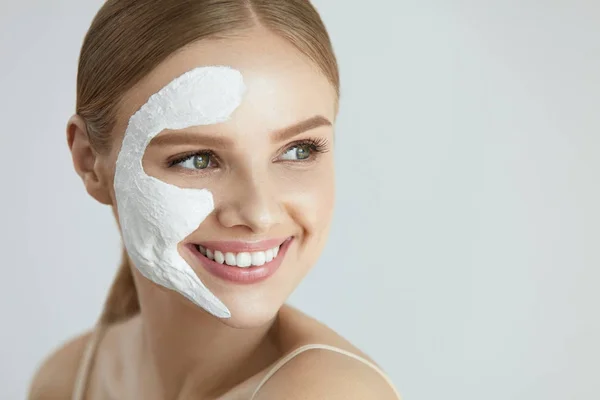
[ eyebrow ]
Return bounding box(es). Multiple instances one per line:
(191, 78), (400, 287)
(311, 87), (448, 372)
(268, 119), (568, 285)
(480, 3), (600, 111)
(271, 115), (332, 142)
(149, 115), (332, 148)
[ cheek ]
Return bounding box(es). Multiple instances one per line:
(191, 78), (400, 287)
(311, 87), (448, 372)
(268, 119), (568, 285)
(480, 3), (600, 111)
(282, 164), (335, 230)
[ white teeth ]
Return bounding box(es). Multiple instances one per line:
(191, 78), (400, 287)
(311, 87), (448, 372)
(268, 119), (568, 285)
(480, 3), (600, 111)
(225, 252), (236, 266)
(198, 244), (283, 268)
(265, 249), (274, 263)
(236, 252), (252, 268)
(214, 250), (225, 264)
(251, 251), (266, 266)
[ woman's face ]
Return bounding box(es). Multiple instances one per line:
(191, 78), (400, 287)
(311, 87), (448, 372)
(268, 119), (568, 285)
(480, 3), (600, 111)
(97, 28), (336, 327)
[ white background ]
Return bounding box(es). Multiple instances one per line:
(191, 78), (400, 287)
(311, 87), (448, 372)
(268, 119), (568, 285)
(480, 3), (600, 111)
(1, 1), (599, 399)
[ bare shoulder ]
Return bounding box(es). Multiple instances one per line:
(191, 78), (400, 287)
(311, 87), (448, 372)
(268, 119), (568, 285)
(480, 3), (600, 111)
(261, 305), (400, 399)
(277, 305), (376, 362)
(28, 330), (93, 400)
(253, 346), (400, 400)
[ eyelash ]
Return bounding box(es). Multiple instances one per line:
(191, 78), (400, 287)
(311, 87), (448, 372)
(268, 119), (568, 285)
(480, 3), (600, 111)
(166, 137), (330, 168)
(282, 137), (330, 160)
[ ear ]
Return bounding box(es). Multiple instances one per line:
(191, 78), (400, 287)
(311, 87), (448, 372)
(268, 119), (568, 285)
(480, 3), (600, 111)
(66, 115), (112, 205)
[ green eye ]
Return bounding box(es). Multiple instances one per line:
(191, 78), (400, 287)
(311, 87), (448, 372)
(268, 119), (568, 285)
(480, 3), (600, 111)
(192, 154), (209, 169)
(281, 144), (312, 161)
(173, 153), (213, 170)
(295, 145), (311, 160)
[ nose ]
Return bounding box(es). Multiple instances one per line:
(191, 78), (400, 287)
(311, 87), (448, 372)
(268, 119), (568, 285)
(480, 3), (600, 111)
(215, 173), (283, 234)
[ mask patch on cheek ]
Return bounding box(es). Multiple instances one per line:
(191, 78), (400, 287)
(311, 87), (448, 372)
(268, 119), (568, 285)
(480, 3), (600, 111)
(113, 66), (246, 318)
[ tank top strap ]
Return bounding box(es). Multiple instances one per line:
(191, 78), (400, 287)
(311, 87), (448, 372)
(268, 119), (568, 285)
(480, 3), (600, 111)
(249, 343), (402, 400)
(71, 324), (107, 400)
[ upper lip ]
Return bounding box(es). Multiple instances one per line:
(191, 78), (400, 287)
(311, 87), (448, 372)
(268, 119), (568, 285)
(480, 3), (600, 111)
(192, 237), (291, 253)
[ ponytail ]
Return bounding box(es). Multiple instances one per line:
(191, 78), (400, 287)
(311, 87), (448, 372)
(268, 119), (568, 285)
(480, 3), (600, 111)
(98, 247), (140, 325)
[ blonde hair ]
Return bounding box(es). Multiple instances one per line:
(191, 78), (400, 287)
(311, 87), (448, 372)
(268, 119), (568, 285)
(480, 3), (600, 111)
(75, 0), (340, 325)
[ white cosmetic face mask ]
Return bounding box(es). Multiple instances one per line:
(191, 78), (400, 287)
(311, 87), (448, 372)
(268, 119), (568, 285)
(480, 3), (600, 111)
(113, 66), (246, 319)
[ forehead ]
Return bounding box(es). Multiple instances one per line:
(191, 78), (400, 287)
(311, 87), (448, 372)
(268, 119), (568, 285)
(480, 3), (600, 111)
(116, 29), (337, 138)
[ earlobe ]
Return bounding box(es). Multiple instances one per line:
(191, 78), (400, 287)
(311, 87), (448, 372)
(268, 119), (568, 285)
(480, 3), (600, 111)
(66, 115), (112, 206)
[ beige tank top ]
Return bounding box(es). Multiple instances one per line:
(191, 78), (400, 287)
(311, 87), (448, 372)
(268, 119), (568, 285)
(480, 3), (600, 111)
(72, 325), (401, 400)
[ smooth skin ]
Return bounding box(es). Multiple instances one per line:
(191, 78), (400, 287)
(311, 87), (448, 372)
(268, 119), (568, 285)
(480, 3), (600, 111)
(29, 27), (398, 400)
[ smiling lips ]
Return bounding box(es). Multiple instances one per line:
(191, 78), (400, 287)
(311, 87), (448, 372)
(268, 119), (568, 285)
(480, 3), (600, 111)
(198, 242), (281, 268)
(187, 237), (293, 284)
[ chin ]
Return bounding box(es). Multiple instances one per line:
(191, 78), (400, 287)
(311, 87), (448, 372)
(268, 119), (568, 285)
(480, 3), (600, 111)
(215, 297), (283, 329)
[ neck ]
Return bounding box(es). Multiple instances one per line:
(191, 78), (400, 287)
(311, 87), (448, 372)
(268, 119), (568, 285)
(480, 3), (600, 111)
(132, 278), (281, 399)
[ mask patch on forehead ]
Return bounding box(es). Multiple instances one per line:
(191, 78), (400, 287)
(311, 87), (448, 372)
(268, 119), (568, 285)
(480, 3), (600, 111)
(114, 66), (246, 318)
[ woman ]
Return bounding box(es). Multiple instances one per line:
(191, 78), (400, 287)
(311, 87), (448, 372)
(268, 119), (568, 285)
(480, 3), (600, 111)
(29, 1), (401, 399)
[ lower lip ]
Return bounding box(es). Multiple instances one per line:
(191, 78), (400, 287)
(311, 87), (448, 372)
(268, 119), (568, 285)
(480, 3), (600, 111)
(187, 238), (293, 284)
